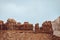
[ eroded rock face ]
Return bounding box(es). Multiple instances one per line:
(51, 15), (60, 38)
(52, 35), (60, 40)
(35, 21), (53, 34)
(52, 16), (60, 37)
(0, 30), (60, 40)
(42, 21), (53, 34)
(0, 20), (3, 25)
(23, 22), (33, 30)
(0, 20), (4, 30)
(6, 18), (16, 30)
(35, 23), (40, 33)
(0, 31), (52, 40)
(7, 18), (16, 23)
(15, 22), (21, 30)
(0, 17), (60, 40)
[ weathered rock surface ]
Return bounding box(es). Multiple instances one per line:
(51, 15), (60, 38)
(35, 21), (53, 34)
(0, 17), (60, 40)
(0, 30), (52, 40)
(5, 18), (16, 30)
(0, 20), (4, 30)
(52, 16), (60, 37)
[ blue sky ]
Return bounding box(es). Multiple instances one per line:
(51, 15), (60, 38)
(0, 0), (60, 25)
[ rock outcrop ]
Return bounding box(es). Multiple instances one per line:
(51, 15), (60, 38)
(35, 21), (53, 34)
(0, 17), (60, 40)
(0, 20), (4, 30)
(52, 16), (60, 37)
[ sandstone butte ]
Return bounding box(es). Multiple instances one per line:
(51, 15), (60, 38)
(0, 17), (60, 40)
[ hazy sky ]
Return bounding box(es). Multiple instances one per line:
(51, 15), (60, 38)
(0, 0), (60, 25)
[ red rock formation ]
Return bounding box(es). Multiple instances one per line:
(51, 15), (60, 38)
(23, 22), (33, 30)
(18, 22), (33, 30)
(15, 22), (21, 30)
(5, 18), (16, 30)
(13, 22), (33, 30)
(35, 23), (40, 33)
(41, 21), (53, 34)
(0, 20), (4, 30)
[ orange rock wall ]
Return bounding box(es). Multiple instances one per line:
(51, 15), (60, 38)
(0, 18), (60, 40)
(0, 19), (53, 34)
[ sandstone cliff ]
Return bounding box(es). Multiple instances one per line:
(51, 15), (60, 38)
(0, 18), (60, 40)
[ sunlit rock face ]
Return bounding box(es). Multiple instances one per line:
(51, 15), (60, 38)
(35, 23), (40, 33)
(15, 22), (21, 30)
(6, 18), (17, 30)
(7, 18), (16, 23)
(22, 22), (33, 30)
(52, 16), (60, 37)
(0, 31), (52, 40)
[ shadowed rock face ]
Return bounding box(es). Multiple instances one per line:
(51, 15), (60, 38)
(35, 23), (40, 33)
(7, 18), (16, 23)
(0, 20), (4, 30)
(52, 16), (60, 37)
(52, 35), (60, 40)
